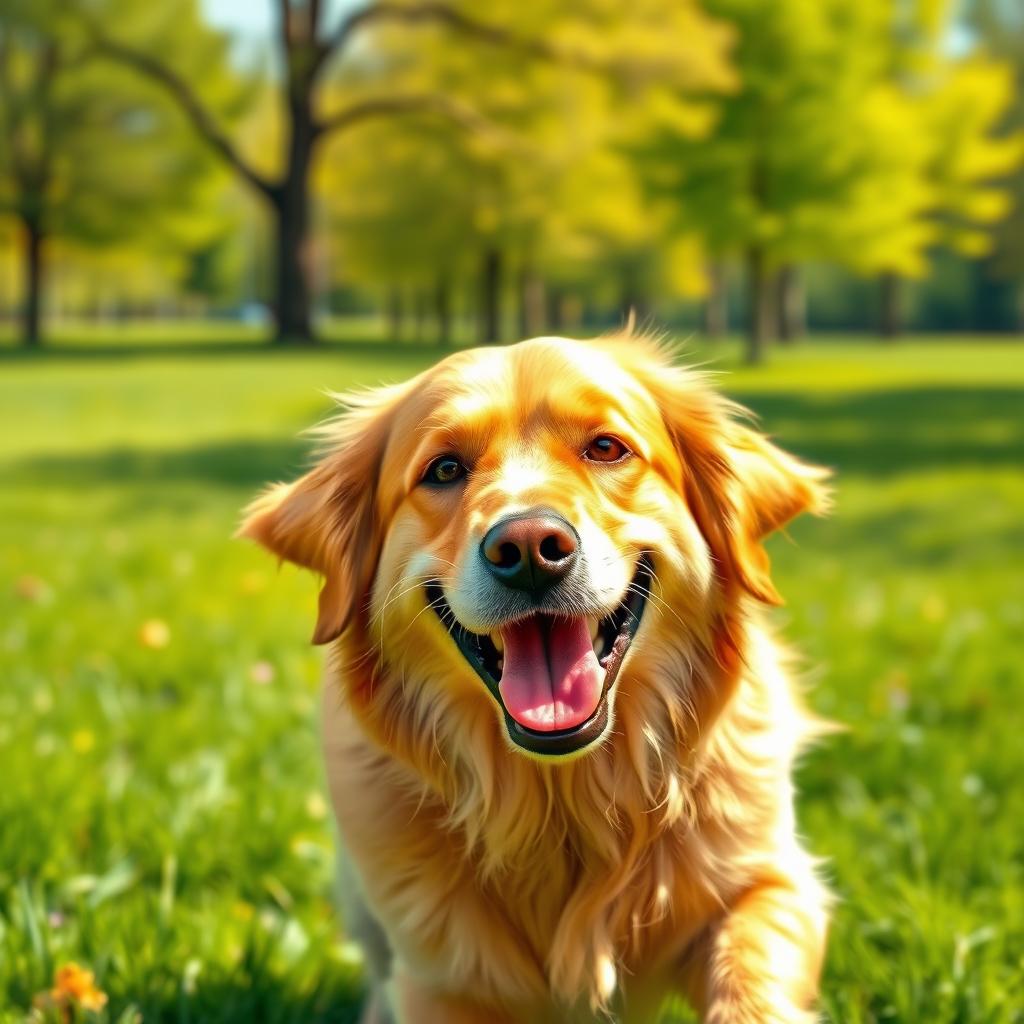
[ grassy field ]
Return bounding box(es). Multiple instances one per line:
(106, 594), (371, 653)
(1, 338), (1022, 1022)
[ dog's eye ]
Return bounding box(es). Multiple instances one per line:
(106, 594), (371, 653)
(424, 456), (466, 485)
(584, 436), (630, 463)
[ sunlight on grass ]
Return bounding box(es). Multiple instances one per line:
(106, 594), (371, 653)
(1, 338), (1022, 1022)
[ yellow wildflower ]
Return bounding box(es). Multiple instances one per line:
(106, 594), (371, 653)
(139, 618), (171, 649)
(71, 730), (96, 754)
(43, 961), (108, 1013)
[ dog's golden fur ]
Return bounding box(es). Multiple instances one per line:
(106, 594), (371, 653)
(242, 334), (831, 1023)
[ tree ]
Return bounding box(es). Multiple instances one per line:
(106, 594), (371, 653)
(854, 2), (1024, 337)
(635, 0), (912, 362)
(636, 0), (1022, 358)
(0, 0), (236, 345)
(322, 1), (731, 344)
(322, 118), (485, 344)
(961, 0), (1024, 329)
(91, 0), (732, 344)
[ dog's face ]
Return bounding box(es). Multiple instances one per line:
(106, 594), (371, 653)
(242, 336), (827, 760)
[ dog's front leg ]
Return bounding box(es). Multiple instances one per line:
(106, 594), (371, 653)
(391, 965), (517, 1024)
(684, 874), (829, 1024)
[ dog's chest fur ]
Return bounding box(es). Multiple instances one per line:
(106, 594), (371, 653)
(321, 632), (807, 1012)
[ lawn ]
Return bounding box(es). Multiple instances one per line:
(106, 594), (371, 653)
(1, 338), (1022, 1023)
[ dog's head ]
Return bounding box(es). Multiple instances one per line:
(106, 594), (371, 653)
(242, 335), (828, 761)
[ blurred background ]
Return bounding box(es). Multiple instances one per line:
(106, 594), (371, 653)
(2, 0), (1024, 354)
(1, 1), (1023, 1023)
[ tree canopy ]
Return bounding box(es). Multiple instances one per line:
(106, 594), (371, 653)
(0, 0), (244, 342)
(1, 0), (1021, 352)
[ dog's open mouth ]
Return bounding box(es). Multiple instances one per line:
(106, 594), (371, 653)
(426, 557), (651, 756)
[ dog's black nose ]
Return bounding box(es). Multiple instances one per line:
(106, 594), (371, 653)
(481, 510), (579, 596)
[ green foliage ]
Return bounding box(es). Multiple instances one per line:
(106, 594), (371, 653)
(1, 337), (1023, 1020)
(635, 0), (884, 264)
(635, 0), (1021, 280)
(3, 0), (1021, 339)
(0, 0), (248, 308)
(319, 0), (733, 305)
(964, 0), (1024, 291)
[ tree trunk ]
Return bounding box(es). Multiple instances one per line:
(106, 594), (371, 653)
(746, 247), (775, 365)
(702, 261), (728, 339)
(518, 265), (545, 339)
(619, 265), (648, 325)
(387, 288), (404, 343)
(777, 264), (805, 344)
(879, 272), (903, 339)
(413, 290), (427, 343)
(563, 294), (584, 332)
(272, 94), (316, 344)
(546, 285), (565, 333)
(479, 247), (502, 344)
(435, 273), (452, 346)
(271, 187), (313, 343)
(21, 217), (44, 348)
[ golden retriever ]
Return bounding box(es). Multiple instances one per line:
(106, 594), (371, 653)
(241, 332), (831, 1023)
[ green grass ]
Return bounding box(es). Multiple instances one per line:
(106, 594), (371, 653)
(1, 338), (1022, 1022)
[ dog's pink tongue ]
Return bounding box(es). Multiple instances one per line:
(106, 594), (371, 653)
(498, 617), (603, 732)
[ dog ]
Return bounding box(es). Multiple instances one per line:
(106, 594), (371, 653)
(241, 332), (831, 1023)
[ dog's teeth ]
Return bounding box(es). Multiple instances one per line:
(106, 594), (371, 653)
(492, 632), (504, 654)
(589, 617), (600, 642)
(496, 658), (504, 673)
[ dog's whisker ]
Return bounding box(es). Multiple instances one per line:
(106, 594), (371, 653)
(372, 573), (442, 627)
(371, 558), (463, 629)
(625, 584), (683, 631)
(400, 594), (449, 639)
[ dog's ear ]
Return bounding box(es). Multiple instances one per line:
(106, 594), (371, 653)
(238, 384), (406, 644)
(634, 355), (829, 604)
(682, 418), (830, 604)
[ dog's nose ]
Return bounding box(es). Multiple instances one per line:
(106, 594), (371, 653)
(481, 511), (579, 595)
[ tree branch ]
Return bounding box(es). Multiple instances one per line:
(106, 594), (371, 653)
(2, 35), (59, 198)
(91, 33), (276, 197)
(309, 0), (324, 40)
(315, 92), (520, 147)
(277, 0), (294, 49)
(318, 1), (609, 78)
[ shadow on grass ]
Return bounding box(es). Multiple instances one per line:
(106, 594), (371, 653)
(3, 976), (369, 1024)
(125, 979), (364, 1024)
(8, 438), (313, 491)
(794, 503), (1024, 570)
(2, 932), (367, 1024)
(0, 338), (443, 363)
(10, 386), (1022, 495)
(736, 387), (1023, 477)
